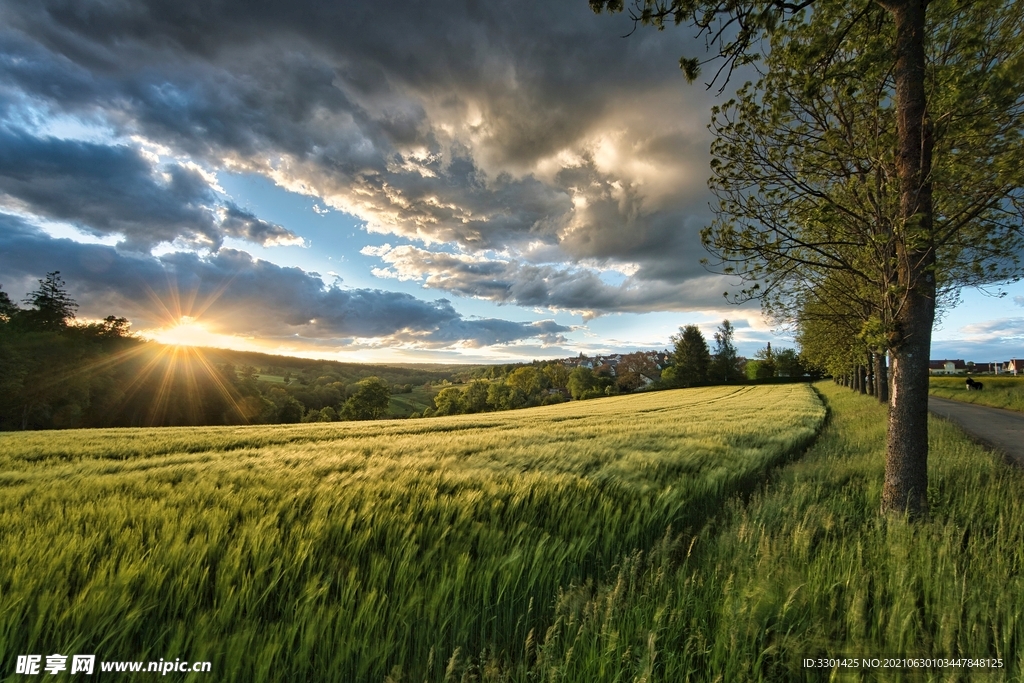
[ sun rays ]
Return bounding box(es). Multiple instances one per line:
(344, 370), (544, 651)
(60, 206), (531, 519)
(151, 316), (232, 348)
(67, 276), (261, 427)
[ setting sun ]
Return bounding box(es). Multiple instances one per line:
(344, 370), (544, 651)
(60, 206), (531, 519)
(151, 317), (224, 348)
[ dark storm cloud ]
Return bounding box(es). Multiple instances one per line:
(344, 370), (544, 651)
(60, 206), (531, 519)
(1, 0), (721, 312)
(0, 216), (568, 347)
(0, 127), (298, 250)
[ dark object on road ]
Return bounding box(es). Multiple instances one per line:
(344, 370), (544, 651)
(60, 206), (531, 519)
(966, 377), (984, 391)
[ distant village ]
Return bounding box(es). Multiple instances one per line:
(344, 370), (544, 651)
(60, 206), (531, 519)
(558, 351), (673, 374)
(561, 352), (1024, 379)
(929, 359), (1024, 375)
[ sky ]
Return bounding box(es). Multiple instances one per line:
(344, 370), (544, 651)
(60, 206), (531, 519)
(1, 0), (1022, 364)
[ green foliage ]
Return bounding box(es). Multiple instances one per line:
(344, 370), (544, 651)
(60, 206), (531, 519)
(710, 319), (740, 382)
(542, 362), (570, 390)
(670, 324), (711, 387)
(387, 386), (437, 418)
(754, 344), (778, 379)
(0, 305), (146, 430)
(0, 273), (488, 429)
(703, 0), (1024, 355)
(505, 366), (546, 396)
(0, 384), (825, 681)
(774, 347), (804, 377)
(303, 406), (338, 423)
(567, 366), (598, 399)
(433, 386), (468, 416)
(268, 392), (304, 423)
(463, 380), (490, 413)
(340, 376), (391, 420)
(745, 359), (769, 381)
(486, 381), (527, 411)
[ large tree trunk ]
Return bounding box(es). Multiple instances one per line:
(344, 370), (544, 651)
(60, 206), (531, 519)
(880, 0), (935, 517)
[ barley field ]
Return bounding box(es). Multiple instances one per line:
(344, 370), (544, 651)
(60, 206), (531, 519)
(524, 384), (1024, 681)
(0, 385), (823, 682)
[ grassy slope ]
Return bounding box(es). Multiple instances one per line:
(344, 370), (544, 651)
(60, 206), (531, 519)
(930, 375), (1024, 412)
(0, 385), (823, 683)
(521, 383), (1024, 681)
(387, 385), (438, 417)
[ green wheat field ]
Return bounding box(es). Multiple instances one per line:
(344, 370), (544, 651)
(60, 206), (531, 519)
(3, 383), (1024, 681)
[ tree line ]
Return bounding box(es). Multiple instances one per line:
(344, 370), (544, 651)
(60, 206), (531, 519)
(591, 0), (1024, 516)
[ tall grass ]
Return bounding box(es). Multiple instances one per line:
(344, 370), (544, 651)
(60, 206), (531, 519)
(517, 383), (1024, 681)
(0, 385), (823, 682)
(930, 375), (1024, 412)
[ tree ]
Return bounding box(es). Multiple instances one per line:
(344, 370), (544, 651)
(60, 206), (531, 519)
(705, 0), (1023, 513)
(486, 381), (527, 410)
(464, 380), (491, 413)
(592, 0), (1024, 516)
(747, 343), (777, 380)
(80, 316), (133, 339)
(434, 386), (468, 416)
(19, 271), (78, 331)
(506, 366), (547, 399)
(542, 362), (570, 390)
(567, 366), (598, 399)
(341, 376), (391, 420)
(774, 348), (804, 378)
(710, 320), (740, 382)
(794, 278), (889, 401)
(275, 395), (305, 423)
(616, 352), (660, 392)
(670, 325), (711, 387)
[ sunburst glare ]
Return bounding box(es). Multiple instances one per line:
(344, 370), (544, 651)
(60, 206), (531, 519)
(152, 316), (225, 348)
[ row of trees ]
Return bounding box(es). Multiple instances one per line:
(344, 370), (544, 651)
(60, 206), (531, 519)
(593, 0), (1024, 516)
(425, 359), (642, 417)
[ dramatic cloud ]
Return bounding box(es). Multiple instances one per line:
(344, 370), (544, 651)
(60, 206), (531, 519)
(8, 0), (917, 362)
(0, 216), (570, 349)
(1, 0), (720, 315)
(0, 126), (300, 250)
(363, 243), (735, 317)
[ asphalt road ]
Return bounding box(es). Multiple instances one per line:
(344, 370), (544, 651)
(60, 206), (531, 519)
(928, 396), (1024, 467)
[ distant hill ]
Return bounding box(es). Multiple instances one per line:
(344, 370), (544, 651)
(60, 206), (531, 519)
(195, 346), (491, 387)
